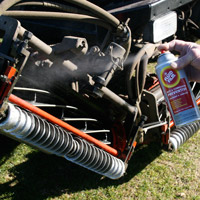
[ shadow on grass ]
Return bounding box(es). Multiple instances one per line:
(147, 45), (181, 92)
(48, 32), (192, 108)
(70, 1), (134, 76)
(0, 135), (19, 166)
(0, 141), (162, 200)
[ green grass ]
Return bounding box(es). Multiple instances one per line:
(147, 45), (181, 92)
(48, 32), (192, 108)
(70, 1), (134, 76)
(1, 130), (200, 200)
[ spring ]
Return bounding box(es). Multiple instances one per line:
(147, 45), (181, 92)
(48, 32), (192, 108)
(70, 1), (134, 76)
(168, 120), (200, 151)
(0, 103), (125, 179)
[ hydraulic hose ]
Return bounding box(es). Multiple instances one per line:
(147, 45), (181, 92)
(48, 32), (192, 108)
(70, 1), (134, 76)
(1, 0), (131, 59)
(63, 0), (131, 59)
(126, 44), (156, 102)
(135, 53), (148, 99)
(63, 0), (120, 28)
(0, 0), (22, 15)
(0, 0), (120, 28)
(14, 1), (91, 16)
(8, 94), (119, 157)
(123, 25), (132, 61)
(5, 11), (112, 30)
(126, 43), (156, 116)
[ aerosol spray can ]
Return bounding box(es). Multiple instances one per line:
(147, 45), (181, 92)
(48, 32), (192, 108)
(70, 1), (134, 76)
(155, 51), (200, 127)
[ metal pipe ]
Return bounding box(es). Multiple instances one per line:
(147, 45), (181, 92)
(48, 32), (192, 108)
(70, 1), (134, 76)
(8, 94), (119, 157)
(100, 86), (138, 115)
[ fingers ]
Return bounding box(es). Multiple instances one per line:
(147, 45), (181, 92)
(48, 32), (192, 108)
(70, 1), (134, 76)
(157, 43), (169, 51)
(170, 54), (192, 70)
(158, 40), (196, 70)
(158, 40), (187, 53)
(158, 40), (200, 82)
(185, 65), (200, 82)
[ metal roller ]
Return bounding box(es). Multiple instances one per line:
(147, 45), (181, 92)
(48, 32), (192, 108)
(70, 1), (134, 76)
(0, 103), (125, 179)
(168, 121), (200, 151)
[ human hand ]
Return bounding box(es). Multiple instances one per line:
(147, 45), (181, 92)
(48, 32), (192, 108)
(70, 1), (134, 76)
(158, 40), (200, 82)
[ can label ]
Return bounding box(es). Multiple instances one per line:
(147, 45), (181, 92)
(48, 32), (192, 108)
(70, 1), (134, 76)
(156, 51), (200, 127)
(160, 66), (194, 114)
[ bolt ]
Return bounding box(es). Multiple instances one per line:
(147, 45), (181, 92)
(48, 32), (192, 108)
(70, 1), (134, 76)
(23, 31), (33, 40)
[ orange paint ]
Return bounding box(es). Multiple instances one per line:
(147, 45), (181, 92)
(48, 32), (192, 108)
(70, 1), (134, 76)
(132, 141), (137, 148)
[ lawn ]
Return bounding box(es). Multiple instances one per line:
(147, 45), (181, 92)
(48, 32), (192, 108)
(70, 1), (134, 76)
(0, 127), (200, 200)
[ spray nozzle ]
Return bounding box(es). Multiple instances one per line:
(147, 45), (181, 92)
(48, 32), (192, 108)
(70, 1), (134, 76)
(161, 49), (166, 54)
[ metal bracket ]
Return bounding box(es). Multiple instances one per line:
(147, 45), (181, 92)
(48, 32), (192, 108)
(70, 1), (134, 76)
(124, 115), (147, 165)
(0, 16), (30, 109)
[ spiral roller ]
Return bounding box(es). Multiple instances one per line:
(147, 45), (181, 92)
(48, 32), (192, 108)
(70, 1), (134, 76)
(168, 120), (200, 151)
(0, 103), (125, 179)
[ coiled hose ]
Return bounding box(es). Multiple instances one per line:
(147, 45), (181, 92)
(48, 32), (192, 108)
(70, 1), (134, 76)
(0, 103), (125, 179)
(169, 120), (200, 151)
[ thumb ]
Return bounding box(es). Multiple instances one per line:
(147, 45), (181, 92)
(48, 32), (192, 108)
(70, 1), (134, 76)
(171, 55), (192, 70)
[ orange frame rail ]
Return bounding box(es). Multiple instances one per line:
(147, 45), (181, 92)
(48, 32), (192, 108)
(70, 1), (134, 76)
(8, 94), (118, 157)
